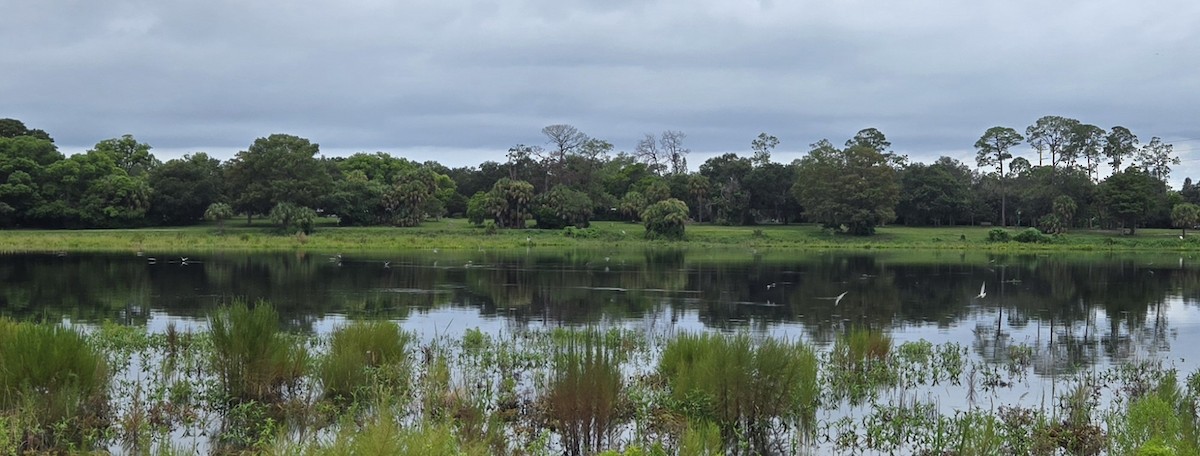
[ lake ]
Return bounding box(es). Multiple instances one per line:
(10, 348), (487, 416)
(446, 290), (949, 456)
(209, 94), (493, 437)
(2, 248), (1199, 453)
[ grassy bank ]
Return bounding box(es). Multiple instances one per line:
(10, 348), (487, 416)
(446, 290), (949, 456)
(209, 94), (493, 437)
(1, 218), (1198, 253)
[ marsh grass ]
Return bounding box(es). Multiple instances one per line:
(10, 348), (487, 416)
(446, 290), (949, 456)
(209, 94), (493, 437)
(658, 333), (818, 454)
(319, 320), (413, 402)
(0, 319), (110, 451)
(209, 301), (308, 405)
(544, 329), (625, 456)
(828, 328), (895, 404)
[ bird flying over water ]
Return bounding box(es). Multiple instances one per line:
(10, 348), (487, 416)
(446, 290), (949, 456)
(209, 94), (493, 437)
(976, 282), (986, 299)
(834, 291), (848, 306)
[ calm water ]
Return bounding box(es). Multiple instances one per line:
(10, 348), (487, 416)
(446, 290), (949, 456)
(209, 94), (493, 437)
(3, 248), (1199, 376)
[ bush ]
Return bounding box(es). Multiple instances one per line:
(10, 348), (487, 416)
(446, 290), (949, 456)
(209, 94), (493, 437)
(641, 198), (689, 240)
(209, 301), (308, 404)
(320, 321), (413, 401)
(533, 186), (593, 229)
(268, 202), (317, 234)
(987, 228), (1011, 243)
(0, 320), (110, 450)
(1013, 227), (1051, 244)
(545, 330), (624, 455)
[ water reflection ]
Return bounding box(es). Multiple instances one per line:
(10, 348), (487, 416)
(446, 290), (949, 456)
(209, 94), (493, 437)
(1, 249), (1197, 375)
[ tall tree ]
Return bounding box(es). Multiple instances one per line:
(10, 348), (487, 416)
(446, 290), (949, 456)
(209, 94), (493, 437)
(661, 130), (689, 175)
(974, 126), (1024, 226)
(224, 134), (333, 222)
(1172, 203), (1200, 238)
(847, 127), (905, 167)
(1103, 126), (1139, 175)
(0, 135), (62, 227)
(1136, 137), (1179, 182)
(634, 134), (664, 174)
(792, 141), (899, 235)
(750, 133), (779, 166)
(1025, 115), (1080, 169)
(90, 134), (159, 177)
(1066, 124), (1106, 181)
(0, 118), (53, 142)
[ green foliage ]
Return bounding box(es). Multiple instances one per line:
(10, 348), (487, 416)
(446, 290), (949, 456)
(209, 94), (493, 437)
(658, 332), (818, 452)
(1098, 168), (1169, 235)
(1172, 203), (1200, 236)
(533, 185), (594, 229)
(618, 191), (648, 221)
(466, 191), (490, 226)
(0, 319), (109, 451)
(149, 153), (223, 225)
(1053, 195), (1077, 232)
(641, 198), (689, 240)
(792, 141), (899, 235)
(327, 171), (389, 226)
(1038, 213), (1062, 235)
(319, 321), (413, 401)
(268, 202), (318, 234)
(204, 201), (234, 233)
(209, 301), (308, 404)
(225, 134), (333, 219)
(987, 228), (1011, 242)
(485, 178), (534, 228)
(545, 329), (624, 455)
(290, 414), (488, 456)
(1013, 227), (1051, 244)
(385, 167), (440, 227)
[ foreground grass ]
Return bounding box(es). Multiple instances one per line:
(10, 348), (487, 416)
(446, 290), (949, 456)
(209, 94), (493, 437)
(2, 218), (1199, 253)
(3, 315), (1197, 455)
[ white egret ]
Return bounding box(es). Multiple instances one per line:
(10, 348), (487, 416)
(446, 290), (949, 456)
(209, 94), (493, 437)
(976, 282), (986, 299)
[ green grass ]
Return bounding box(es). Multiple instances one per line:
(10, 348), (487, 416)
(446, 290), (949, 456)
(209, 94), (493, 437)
(4, 219), (1200, 253)
(209, 301), (308, 405)
(544, 329), (625, 456)
(319, 321), (413, 402)
(657, 332), (819, 453)
(0, 318), (109, 451)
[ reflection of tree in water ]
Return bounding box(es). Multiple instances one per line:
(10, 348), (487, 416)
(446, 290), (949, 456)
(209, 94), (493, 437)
(2, 250), (1199, 372)
(0, 254), (152, 324)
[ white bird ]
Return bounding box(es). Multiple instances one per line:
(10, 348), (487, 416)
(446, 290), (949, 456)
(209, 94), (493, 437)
(834, 291), (848, 306)
(976, 282), (986, 299)
(383, 261), (390, 269)
(766, 282), (777, 290)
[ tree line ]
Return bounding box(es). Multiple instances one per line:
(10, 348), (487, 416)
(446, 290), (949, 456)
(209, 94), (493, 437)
(0, 117), (1192, 236)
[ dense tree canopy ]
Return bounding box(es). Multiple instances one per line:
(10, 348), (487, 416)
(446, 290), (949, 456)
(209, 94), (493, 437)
(0, 119), (1190, 237)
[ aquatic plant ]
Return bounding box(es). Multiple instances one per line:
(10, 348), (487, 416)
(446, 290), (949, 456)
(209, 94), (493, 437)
(209, 300), (308, 405)
(319, 320), (413, 401)
(657, 332), (818, 453)
(544, 329), (625, 456)
(0, 319), (110, 451)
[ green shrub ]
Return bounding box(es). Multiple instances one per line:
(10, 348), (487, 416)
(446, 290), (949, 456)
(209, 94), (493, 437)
(0, 319), (109, 451)
(319, 321), (413, 401)
(986, 228), (1011, 243)
(641, 198), (689, 240)
(268, 202), (317, 234)
(1013, 227), (1051, 244)
(209, 301), (308, 404)
(533, 185), (593, 229)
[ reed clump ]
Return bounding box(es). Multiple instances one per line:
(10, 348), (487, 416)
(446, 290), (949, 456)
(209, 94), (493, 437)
(209, 300), (308, 405)
(544, 329), (626, 456)
(657, 332), (818, 453)
(0, 319), (110, 451)
(319, 320), (413, 401)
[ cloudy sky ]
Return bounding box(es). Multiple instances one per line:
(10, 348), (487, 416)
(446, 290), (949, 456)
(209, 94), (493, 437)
(4, 0), (1199, 185)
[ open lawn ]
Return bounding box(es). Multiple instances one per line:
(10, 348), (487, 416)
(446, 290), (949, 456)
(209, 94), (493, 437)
(0, 219), (1197, 253)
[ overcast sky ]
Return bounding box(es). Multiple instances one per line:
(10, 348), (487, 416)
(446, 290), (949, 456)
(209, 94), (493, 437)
(4, 0), (1199, 186)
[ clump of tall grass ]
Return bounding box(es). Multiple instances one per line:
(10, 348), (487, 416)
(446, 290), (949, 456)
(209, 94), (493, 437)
(0, 319), (110, 451)
(272, 413), (489, 456)
(319, 320), (413, 402)
(828, 328), (895, 404)
(209, 301), (308, 405)
(544, 329), (626, 456)
(657, 332), (818, 453)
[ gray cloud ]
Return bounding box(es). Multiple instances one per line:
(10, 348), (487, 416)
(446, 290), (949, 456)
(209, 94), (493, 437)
(4, 0), (1199, 183)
